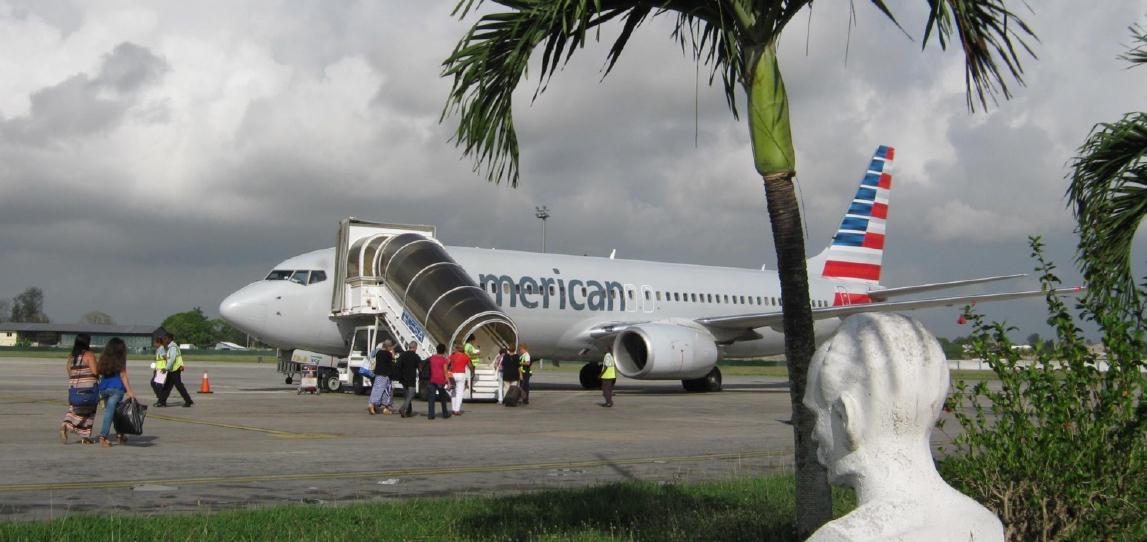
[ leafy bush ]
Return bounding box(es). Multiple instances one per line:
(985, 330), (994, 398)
(940, 238), (1146, 541)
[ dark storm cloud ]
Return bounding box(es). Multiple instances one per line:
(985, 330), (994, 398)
(0, 0), (1144, 340)
(0, 42), (167, 146)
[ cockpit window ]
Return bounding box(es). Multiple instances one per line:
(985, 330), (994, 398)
(309, 270), (327, 284)
(289, 271), (310, 285)
(266, 270), (293, 281)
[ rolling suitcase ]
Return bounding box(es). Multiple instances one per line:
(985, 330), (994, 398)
(503, 384), (522, 407)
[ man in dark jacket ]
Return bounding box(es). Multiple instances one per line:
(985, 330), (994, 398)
(395, 341), (421, 418)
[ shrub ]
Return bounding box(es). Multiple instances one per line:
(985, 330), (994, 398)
(939, 237), (1146, 541)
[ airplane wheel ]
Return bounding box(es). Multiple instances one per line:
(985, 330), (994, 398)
(682, 367), (722, 393)
(704, 367), (722, 392)
(579, 363), (603, 389)
(323, 373), (342, 393)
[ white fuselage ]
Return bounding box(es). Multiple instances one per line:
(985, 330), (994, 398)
(219, 246), (850, 362)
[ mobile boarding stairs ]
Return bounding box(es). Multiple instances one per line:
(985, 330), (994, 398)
(328, 218), (518, 400)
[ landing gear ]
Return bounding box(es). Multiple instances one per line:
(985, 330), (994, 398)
(682, 367), (722, 392)
(322, 372), (342, 393)
(579, 363), (603, 389)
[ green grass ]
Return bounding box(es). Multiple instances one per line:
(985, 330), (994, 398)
(0, 475), (855, 541)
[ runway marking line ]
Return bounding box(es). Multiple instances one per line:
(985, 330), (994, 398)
(146, 413), (339, 440)
(6, 394), (337, 440)
(0, 449), (789, 493)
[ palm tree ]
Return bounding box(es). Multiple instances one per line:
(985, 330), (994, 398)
(1069, 25), (1147, 316)
(442, 1), (1034, 536)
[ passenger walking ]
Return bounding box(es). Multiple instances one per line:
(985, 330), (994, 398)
(494, 348), (507, 404)
(519, 343), (533, 405)
(95, 338), (136, 447)
(449, 343), (473, 415)
(395, 341), (421, 418)
(501, 348), (521, 402)
(368, 339), (396, 415)
(426, 344), (452, 420)
(61, 334), (98, 444)
(600, 351), (616, 408)
(156, 333), (193, 407)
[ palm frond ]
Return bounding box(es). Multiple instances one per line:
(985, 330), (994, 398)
(921, 0), (1038, 111)
(1068, 112), (1147, 313)
(1119, 24), (1147, 67)
(442, 0), (747, 186)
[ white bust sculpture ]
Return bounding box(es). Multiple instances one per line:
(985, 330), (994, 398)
(804, 313), (1004, 541)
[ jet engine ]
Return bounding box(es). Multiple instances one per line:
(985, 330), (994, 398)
(612, 323), (719, 380)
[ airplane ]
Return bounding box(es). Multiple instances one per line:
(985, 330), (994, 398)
(219, 145), (1062, 393)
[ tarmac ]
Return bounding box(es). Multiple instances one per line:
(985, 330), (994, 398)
(0, 357), (801, 521)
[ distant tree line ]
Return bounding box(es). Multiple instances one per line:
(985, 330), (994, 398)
(161, 307), (255, 349)
(0, 287), (50, 323)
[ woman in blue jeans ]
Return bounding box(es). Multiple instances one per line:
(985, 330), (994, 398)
(96, 338), (136, 447)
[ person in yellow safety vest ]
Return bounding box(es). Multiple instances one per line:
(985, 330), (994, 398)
(155, 333), (194, 408)
(599, 351), (616, 408)
(464, 334), (481, 389)
(150, 335), (166, 399)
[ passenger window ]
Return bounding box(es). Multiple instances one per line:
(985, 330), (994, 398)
(756, 296), (762, 305)
(628, 290), (634, 300)
(266, 269), (292, 281)
(770, 297), (776, 306)
(673, 293), (680, 302)
(309, 270), (327, 284)
(690, 293), (697, 302)
(515, 285), (521, 294)
(707, 294), (713, 303)
(644, 291), (651, 300)
(503, 284), (511, 295)
(550, 286), (556, 295)
(289, 271), (309, 285)
(723, 295), (729, 303)
(656, 292), (662, 301)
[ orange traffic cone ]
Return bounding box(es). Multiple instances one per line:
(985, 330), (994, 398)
(198, 370), (213, 394)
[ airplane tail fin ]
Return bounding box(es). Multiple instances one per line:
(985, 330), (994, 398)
(811, 145), (894, 285)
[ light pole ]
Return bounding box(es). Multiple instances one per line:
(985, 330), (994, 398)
(535, 206), (550, 253)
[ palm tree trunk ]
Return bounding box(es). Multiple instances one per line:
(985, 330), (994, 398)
(746, 43), (832, 538)
(763, 173), (833, 538)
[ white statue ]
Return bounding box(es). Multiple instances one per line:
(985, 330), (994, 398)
(804, 313), (1004, 541)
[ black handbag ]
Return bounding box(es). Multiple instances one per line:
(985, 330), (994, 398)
(68, 386), (99, 407)
(113, 398), (148, 435)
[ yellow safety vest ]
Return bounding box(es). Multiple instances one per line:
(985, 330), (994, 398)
(464, 342), (480, 365)
(601, 353), (616, 380)
(155, 348), (167, 371)
(169, 346), (185, 372)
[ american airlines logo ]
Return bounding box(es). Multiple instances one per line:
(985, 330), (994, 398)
(478, 273), (629, 312)
(401, 310), (428, 342)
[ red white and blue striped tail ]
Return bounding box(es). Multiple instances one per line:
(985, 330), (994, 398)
(819, 145), (894, 284)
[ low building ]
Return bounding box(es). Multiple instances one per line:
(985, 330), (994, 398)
(0, 323), (161, 352)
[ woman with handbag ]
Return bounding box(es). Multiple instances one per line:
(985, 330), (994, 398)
(61, 334), (99, 444)
(95, 338), (136, 447)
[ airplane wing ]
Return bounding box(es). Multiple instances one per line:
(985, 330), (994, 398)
(867, 274), (1026, 301)
(698, 288), (1081, 332)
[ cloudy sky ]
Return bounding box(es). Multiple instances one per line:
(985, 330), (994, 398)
(2, 1), (1145, 341)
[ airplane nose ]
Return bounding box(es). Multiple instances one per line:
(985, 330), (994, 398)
(219, 286), (268, 335)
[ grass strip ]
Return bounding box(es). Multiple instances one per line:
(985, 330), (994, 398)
(0, 475), (855, 541)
